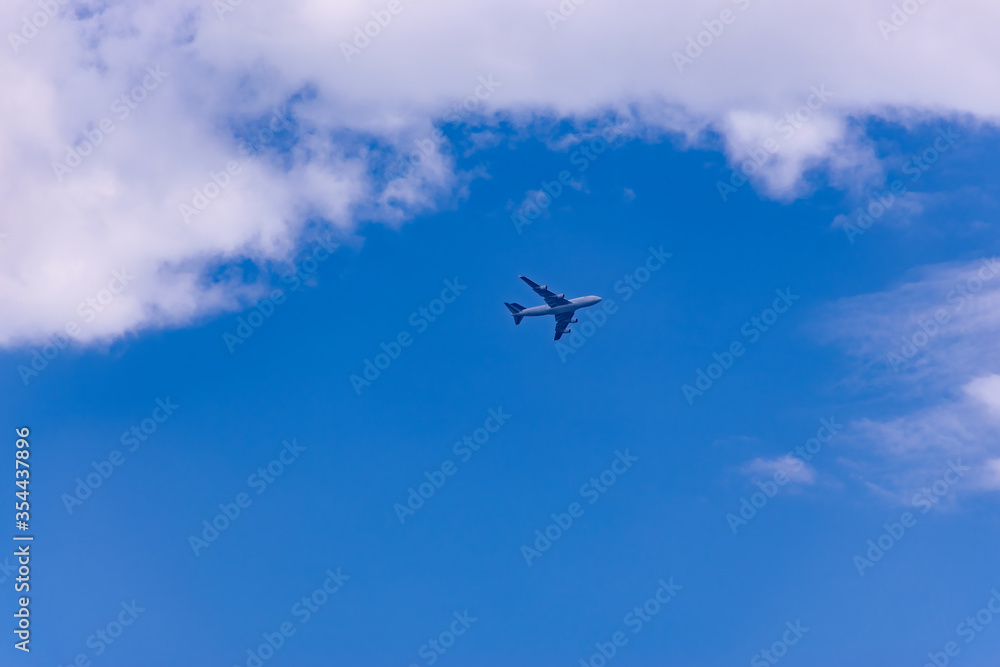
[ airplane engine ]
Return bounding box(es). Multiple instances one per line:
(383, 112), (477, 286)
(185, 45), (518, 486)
(556, 294), (565, 298)
(569, 318), (578, 323)
(562, 329), (571, 334)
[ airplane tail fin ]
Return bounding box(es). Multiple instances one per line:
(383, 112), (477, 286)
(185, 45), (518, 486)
(504, 302), (525, 325)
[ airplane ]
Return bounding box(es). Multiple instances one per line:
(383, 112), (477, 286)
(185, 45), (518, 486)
(504, 276), (602, 340)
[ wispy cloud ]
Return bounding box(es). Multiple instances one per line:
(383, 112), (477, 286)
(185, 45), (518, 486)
(818, 259), (1000, 501)
(742, 455), (817, 485)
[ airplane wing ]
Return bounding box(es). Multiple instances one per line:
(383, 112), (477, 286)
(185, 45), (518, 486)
(553, 311), (575, 340)
(520, 276), (571, 307)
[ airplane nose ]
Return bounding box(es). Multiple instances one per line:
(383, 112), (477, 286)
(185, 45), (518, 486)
(594, 296), (602, 302)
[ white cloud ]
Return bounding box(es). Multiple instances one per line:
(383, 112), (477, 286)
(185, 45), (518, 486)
(842, 394), (1000, 499)
(819, 260), (1000, 500)
(817, 258), (1000, 390)
(830, 190), (931, 233)
(3, 0), (1000, 344)
(963, 374), (1000, 414)
(982, 458), (1000, 490)
(742, 455), (816, 485)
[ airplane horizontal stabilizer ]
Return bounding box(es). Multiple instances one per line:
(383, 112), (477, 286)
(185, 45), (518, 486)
(504, 302), (525, 325)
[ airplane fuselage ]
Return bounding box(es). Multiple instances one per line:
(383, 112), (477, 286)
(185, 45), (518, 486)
(517, 295), (602, 317)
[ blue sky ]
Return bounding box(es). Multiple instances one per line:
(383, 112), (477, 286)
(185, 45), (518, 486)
(5, 1), (1000, 665)
(4, 115), (1000, 666)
